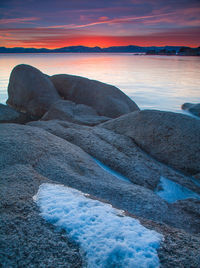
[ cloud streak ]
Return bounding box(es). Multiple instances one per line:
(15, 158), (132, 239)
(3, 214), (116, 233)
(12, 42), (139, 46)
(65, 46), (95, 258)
(49, 12), (175, 29)
(0, 17), (39, 24)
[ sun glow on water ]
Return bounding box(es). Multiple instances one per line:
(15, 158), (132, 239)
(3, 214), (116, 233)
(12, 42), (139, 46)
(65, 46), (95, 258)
(0, 54), (199, 113)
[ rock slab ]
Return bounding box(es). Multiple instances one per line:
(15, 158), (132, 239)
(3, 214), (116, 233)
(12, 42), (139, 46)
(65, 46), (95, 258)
(101, 110), (200, 175)
(182, 102), (200, 117)
(50, 74), (139, 118)
(42, 100), (110, 126)
(0, 103), (31, 123)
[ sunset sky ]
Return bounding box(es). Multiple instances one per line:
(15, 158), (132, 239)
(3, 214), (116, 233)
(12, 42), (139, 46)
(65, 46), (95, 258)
(0, 0), (200, 48)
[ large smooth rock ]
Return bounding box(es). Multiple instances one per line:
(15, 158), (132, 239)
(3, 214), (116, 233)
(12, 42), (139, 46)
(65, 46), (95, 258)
(101, 110), (200, 175)
(42, 100), (110, 126)
(0, 164), (82, 267)
(28, 120), (200, 194)
(7, 64), (61, 117)
(0, 103), (31, 123)
(50, 74), (139, 118)
(182, 102), (200, 117)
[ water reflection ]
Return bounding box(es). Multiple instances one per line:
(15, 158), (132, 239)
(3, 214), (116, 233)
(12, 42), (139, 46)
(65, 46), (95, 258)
(0, 53), (199, 112)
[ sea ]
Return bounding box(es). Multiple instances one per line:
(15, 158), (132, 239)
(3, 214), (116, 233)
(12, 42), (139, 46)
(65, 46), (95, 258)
(0, 53), (199, 113)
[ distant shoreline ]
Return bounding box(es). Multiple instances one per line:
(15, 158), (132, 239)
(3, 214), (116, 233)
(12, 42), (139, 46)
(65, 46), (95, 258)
(0, 45), (199, 55)
(0, 52), (199, 57)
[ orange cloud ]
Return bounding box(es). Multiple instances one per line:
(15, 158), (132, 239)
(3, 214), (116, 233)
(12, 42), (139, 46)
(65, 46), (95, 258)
(99, 16), (109, 21)
(1, 27), (199, 48)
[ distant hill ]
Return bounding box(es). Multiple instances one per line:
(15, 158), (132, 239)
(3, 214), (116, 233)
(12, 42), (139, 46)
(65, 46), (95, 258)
(0, 45), (186, 54)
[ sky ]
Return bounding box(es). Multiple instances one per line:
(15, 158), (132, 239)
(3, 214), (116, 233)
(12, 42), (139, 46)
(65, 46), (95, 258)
(0, 0), (200, 48)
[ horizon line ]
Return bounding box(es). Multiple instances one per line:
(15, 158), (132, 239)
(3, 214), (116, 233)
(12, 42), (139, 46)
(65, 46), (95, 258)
(1, 44), (200, 50)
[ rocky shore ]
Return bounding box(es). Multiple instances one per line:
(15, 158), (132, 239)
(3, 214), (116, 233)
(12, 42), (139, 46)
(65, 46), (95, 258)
(1, 64), (200, 267)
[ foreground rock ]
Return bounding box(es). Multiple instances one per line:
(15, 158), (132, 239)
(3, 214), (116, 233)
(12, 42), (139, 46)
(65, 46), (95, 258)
(174, 198), (200, 219)
(0, 123), (168, 224)
(0, 165), (200, 268)
(0, 103), (31, 123)
(1, 165), (200, 268)
(138, 216), (200, 268)
(0, 164), (83, 267)
(50, 74), (139, 118)
(28, 119), (200, 194)
(182, 102), (200, 117)
(7, 64), (61, 117)
(42, 100), (110, 126)
(1, 123), (200, 234)
(1, 123), (200, 267)
(101, 110), (200, 175)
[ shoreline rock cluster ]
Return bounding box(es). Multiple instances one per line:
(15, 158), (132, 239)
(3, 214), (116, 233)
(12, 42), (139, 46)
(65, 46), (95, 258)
(1, 64), (200, 267)
(182, 102), (200, 118)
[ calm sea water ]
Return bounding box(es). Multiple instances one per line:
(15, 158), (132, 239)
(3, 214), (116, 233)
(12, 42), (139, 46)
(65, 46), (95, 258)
(0, 53), (199, 113)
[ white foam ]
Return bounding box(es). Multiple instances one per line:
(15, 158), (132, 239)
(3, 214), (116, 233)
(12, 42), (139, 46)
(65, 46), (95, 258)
(155, 176), (200, 203)
(35, 183), (163, 268)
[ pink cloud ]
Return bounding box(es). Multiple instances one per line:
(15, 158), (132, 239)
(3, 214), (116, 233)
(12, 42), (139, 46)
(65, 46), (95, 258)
(48, 12), (175, 29)
(0, 17), (39, 24)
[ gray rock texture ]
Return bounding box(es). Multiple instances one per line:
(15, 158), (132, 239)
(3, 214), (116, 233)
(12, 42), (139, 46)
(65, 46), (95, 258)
(182, 102), (200, 117)
(174, 198), (200, 219)
(0, 103), (31, 123)
(0, 164), (83, 268)
(194, 173), (200, 182)
(101, 110), (200, 175)
(28, 119), (200, 194)
(1, 123), (200, 267)
(0, 123), (169, 225)
(138, 216), (200, 268)
(7, 64), (61, 117)
(42, 100), (110, 126)
(1, 164), (200, 268)
(50, 74), (139, 118)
